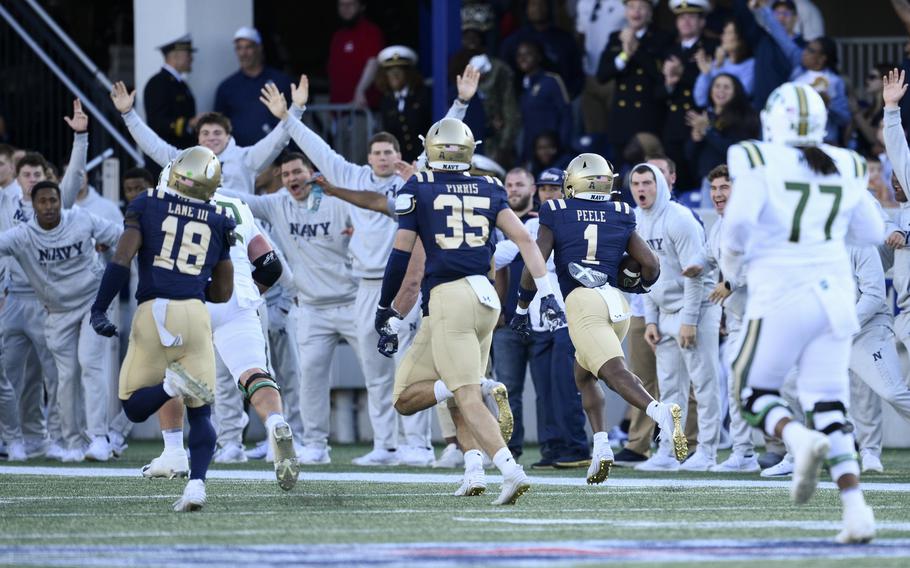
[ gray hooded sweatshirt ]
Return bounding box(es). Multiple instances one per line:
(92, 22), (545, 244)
(883, 107), (910, 311)
(633, 163), (714, 326)
(0, 207), (122, 313)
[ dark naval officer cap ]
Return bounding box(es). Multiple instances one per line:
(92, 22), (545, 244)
(158, 34), (197, 55)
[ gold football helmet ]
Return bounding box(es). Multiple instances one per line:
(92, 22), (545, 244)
(167, 146), (222, 201)
(423, 118), (475, 172)
(563, 153), (614, 198)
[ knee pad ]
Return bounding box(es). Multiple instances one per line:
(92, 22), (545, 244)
(238, 372), (280, 401)
(739, 388), (790, 430)
(807, 400), (848, 434)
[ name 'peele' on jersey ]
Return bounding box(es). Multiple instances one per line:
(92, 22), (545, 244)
(128, 187), (236, 303)
(394, 170), (508, 293)
(539, 196), (636, 298)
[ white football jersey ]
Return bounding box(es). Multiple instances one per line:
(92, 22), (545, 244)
(212, 191), (263, 309)
(722, 141), (884, 321)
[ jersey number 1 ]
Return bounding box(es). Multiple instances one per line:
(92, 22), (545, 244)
(153, 215), (212, 275)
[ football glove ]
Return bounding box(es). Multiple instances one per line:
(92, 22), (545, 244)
(374, 305), (402, 335)
(377, 331), (399, 358)
(539, 294), (566, 331)
(509, 312), (531, 339)
(374, 306), (403, 358)
(90, 310), (117, 337)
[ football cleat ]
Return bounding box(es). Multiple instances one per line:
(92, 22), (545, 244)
(836, 503), (876, 544)
(108, 432), (128, 458)
(587, 446), (614, 485)
(861, 451), (884, 474)
(297, 445), (331, 465)
(6, 440), (26, 462)
(61, 448), (85, 463)
(172, 479), (206, 512)
(634, 451), (680, 472)
(482, 380), (514, 443)
(270, 422), (299, 491)
(790, 431), (830, 505)
(45, 442), (66, 461)
(164, 362), (214, 405)
(453, 469), (487, 496)
(678, 450), (716, 472)
(213, 443), (248, 464)
(491, 466), (530, 505)
(760, 455), (794, 478)
(656, 403), (687, 462)
(245, 439), (269, 461)
(142, 449), (189, 479)
(398, 445), (436, 467)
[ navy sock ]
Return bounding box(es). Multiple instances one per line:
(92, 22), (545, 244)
(121, 384), (171, 423)
(187, 405), (216, 481)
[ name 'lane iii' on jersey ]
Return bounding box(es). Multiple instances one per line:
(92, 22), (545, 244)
(129, 187), (236, 303)
(395, 171), (508, 295)
(539, 197), (636, 299)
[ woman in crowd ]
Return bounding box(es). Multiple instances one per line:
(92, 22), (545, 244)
(693, 19), (755, 107)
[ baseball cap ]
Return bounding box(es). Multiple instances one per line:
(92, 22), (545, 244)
(537, 168), (565, 187)
(233, 26), (262, 45)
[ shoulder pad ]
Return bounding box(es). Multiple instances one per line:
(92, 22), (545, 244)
(394, 193), (416, 215)
(848, 150), (868, 179)
(737, 141), (766, 169)
(545, 200), (558, 212)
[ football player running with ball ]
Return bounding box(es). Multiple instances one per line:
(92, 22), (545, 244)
(512, 153), (687, 485)
(721, 83), (885, 543)
(90, 147), (236, 512)
(376, 117), (563, 505)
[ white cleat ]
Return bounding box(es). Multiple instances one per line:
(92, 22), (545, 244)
(791, 431), (830, 505)
(836, 503), (876, 544)
(760, 455), (794, 478)
(172, 479), (206, 512)
(45, 442), (66, 461)
(108, 432), (128, 458)
(165, 362), (214, 405)
(433, 443), (464, 469)
(453, 468), (487, 496)
(482, 380), (514, 443)
(352, 448), (399, 466)
(634, 452), (680, 472)
(491, 466), (530, 505)
(61, 448), (85, 463)
(678, 450), (717, 472)
(710, 453), (761, 473)
(213, 443), (248, 464)
(861, 451), (884, 474)
(245, 440), (269, 460)
(6, 440), (26, 462)
(142, 449), (189, 479)
(298, 445), (331, 465)
(85, 437), (112, 462)
(655, 403), (688, 462)
(398, 445), (436, 467)
(269, 421), (299, 491)
(587, 445), (614, 485)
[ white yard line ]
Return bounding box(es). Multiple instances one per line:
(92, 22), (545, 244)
(452, 517), (910, 531)
(2, 465), (910, 492)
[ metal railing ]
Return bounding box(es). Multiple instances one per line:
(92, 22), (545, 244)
(299, 103), (376, 165)
(837, 36), (906, 93)
(0, 1), (141, 171)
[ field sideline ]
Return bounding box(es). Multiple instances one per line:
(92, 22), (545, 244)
(2, 443), (910, 567)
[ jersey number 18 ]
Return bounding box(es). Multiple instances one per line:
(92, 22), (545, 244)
(153, 215), (211, 276)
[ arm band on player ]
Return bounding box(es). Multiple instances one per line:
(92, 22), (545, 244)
(518, 286), (536, 303)
(533, 275), (554, 297)
(642, 269), (660, 288)
(252, 251), (282, 288)
(515, 305), (529, 315)
(378, 248), (412, 308)
(91, 263), (130, 314)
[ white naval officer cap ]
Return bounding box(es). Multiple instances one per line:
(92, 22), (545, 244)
(378, 45), (418, 68)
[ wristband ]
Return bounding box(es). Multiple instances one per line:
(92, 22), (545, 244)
(534, 275), (554, 297)
(515, 305), (529, 315)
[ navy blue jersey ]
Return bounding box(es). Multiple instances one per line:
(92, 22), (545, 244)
(126, 188), (235, 303)
(538, 196), (636, 298)
(395, 171), (508, 295)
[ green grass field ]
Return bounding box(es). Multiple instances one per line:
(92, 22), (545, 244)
(2, 443), (909, 566)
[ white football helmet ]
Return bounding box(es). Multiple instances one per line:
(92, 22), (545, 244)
(761, 82), (827, 146)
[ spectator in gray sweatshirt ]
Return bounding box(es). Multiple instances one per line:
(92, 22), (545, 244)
(0, 181), (122, 463)
(632, 162), (722, 472)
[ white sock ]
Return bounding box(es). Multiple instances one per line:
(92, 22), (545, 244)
(265, 413), (285, 431)
(645, 401), (661, 422)
(840, 487), (866, 508)
(464, 449), (483, 471)
(434, 380), (453, 403)
(163, 429), (184, 452)
(492, 447), (518, 476)
(781, 421), (809, 450)
(592, 431), (609, 448)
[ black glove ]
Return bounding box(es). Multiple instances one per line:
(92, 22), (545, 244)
(90, 310), (117, 337)
(539, 294), (567, 331)
(509, 312), (531, 339)
(377, 331), (399, 358)
(374, 305), (401, 335)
